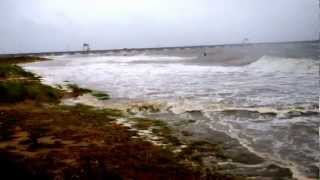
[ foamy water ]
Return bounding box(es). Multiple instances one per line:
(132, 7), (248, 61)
(23, 43), (320, 179)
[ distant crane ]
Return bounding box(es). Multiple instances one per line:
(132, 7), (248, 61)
(82, 43), (90, 52)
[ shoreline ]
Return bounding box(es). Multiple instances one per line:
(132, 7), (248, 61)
(46, 86), (297, 180)
(0, 56), (295, 179)
(0, 56), (240, 179)
(60, 86), (318, 180)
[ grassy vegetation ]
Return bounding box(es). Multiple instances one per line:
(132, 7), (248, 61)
(0, 56), (62, 103)
(130, 117), (182, 147)
(66, 84), (110, 100)
(66, 84), (92, 97)
(128, 117), (230, 167)
(0, 102), (240, 180)
(0, 64), (36, 79)
(127, 104), (161, 114)
(178, 141), (227, 164)
(91, 91), (110, 100)
(0, 80), (62, 103)
(0, 56), (48, 65)
(130, 117), (166, 130)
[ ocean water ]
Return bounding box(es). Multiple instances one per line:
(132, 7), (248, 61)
(23, 42), (320, 179)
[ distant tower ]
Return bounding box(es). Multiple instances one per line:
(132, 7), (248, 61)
(242, 38), (249, 44)
(202, 47), (207, 56)
(83, 43), (90, 52)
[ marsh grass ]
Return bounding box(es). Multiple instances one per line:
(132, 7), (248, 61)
(66, 84), (92, 97)
(0, 56), (48, 65)
(1, 103), (228, 180)
(91, 91), (110, 100)
(0, 64), (36, 79)
(0, 58), (63, 103)
(0, 80), (62, 103)
(130, 117), (182, 147)
(66, 84), (110, 100)
(178, 141), (227, 164)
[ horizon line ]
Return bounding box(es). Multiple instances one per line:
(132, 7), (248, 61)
(1, 39), (318, 57)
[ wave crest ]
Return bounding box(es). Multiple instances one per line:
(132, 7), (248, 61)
(247, 56), (319, 74)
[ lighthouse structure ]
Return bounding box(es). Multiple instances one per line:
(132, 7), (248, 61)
(242, 38), (249, 45)
(82, 43), (90, 52)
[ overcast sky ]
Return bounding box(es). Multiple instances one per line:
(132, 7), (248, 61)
(0, 0), (319, 53)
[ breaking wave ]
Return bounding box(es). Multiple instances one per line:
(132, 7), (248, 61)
(64, 54), (196, 65)
(23, 50), (320, 179)
(166, 101), (319, 119)
(247, 56), (319, 74)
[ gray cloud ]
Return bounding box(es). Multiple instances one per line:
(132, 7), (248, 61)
(0, 0), (319, 53)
